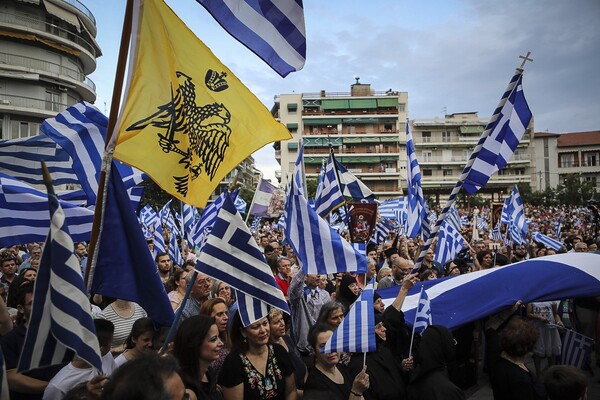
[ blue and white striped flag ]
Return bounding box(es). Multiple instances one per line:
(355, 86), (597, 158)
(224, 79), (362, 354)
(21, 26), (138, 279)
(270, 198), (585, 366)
(140, 204), (158, 230)
(504, 185), (528, 240)
(554, 217), (563, 239)
(406, 122), (426, 238)
(284, 144), (367, 275)
(477, 216), (488, 231)
(323, 282), (376, 353)
(413, 288), (432, 336)
(153, 220), (167, 256)
(434, 221), (467, 266)
(532, 231), (564, 251)
(168, 228), (184, 266)
(234, 196), (247, 214)
(335, 159), (375, 201)
(462, 74), (532, 194)
(378, 197), (406, 220)
(250, 217), (261, 233)
(561, 329), (594, 369)
(0, 173), (94, 248)
(491, 220), (503, 242)
(196, 194), (289, 327)
(446, 205), (463, 232)
(314, 153), (345, 218)
(196, 0), (306, 78)
(379, 253), (600, 331)
(371, 219), (392, 245)
(18, 168), (102, 373)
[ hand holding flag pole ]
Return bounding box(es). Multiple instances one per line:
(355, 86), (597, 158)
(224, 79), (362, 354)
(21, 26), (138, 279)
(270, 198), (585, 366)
(411, 53), (533, 274)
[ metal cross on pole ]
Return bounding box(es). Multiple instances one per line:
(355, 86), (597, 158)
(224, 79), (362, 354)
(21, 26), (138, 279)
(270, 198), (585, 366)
(518, 51), (533, 69)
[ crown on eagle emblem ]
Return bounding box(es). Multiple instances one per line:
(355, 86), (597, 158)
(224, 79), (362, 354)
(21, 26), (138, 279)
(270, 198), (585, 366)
(205, 69), (229, 92)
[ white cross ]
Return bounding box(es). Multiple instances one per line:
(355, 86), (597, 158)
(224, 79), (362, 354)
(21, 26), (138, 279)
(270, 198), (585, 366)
(518, 52), (533, 69)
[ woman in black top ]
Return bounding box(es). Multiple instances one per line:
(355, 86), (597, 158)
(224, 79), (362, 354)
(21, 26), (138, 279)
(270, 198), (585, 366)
(218, 313), (296, 400)
(304, 323), (369, 400)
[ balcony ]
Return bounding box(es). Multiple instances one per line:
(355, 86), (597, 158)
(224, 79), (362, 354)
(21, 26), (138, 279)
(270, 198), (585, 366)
(559, 160), (600, 174)
(0, 51), (96, 99)
(0, 11), (98, 73)
(61, 0), (96, 25)
(0, 94), (67, 118)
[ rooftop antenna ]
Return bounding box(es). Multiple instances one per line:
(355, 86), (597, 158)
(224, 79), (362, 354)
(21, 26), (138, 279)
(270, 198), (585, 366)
(354, 76), (360, 84)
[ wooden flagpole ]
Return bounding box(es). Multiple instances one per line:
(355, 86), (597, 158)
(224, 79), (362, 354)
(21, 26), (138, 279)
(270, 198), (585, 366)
(84, 0), (134, 289)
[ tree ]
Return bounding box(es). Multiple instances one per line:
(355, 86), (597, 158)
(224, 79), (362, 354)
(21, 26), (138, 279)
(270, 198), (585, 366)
(556, 174), (597, 205)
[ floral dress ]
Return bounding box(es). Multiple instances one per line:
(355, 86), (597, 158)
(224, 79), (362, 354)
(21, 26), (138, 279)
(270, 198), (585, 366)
(218, 343), (293, 400)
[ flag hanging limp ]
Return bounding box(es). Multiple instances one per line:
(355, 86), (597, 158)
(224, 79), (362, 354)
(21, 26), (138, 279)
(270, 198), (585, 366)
(114, 0), (291, 208)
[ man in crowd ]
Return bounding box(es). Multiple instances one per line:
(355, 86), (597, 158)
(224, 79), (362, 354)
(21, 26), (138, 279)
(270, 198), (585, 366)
(180, 272), (212, 322)
(274, 256), (293, 298)
(378, 257), (413, 289)
(18, 245), (42, 273)
(155, 253), (173, 290)
(1, 256), (18, 301)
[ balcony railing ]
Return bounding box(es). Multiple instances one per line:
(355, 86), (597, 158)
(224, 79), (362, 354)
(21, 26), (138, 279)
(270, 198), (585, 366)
(0, 12), (97, 57)
(560, 161), (600, 168)
(61, 0), (96, 24)
(0, 51), (95, 92)
(0, 94), (67, 113)
(303, 129), (399, 135)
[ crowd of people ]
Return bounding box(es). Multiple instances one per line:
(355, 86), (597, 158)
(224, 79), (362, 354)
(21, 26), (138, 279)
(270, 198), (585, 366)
(0, 202), (597, 400)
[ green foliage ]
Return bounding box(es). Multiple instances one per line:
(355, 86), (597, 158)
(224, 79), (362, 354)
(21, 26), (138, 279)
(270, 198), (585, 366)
(555, 174), (597, 205)
(306, 177), (318, 199)
(139, 179), (173, 212)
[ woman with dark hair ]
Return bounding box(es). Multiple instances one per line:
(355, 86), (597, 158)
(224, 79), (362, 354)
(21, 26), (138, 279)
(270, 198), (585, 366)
(167, 268), (188, 310)
(476, 250), (495, 269)
(173, 314), (223, 400)
(267, 308), (306, 397)
(485, 301), (546, 400)
(211, 280), (234, 309)
(336, 275), (360, 313)
(218, 313), (297, 400)
(199, 298), (231, 376)
(407, 325), (465, 400)
(114, 317), (155, 367)
(304, 323), (369, 399)
(316, 301), (345, 328)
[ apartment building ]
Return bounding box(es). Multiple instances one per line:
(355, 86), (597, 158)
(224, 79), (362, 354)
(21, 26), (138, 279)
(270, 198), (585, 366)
(0, 0), (100, 140)
(273, 80), (408, 200)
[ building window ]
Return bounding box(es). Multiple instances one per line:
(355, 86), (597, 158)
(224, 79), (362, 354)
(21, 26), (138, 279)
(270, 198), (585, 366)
(347, 125), (356, 134)
(10, 120), (39, 139)
(398, 103), (406, 112)
(45, 91), (61, 112)
(442, 131), (451, 142)
(585, 176), (598, 187)
(384, 123), (393, 132)
(586, 153), (597, 167)
(443, 169), (453, 177)
(422, 131), (431, 143)
(422, 151), (432, 162)
(559, 153), (574, 168)
(423, 169), (432, 176)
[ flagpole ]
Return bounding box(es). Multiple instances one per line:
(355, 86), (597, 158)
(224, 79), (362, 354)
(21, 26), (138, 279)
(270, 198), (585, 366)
(84, 0), (134, 289)
(412, 60), (529, 273)
(245, 174), (263, 223)
(408, 286), (424, 357)
(329, 147), (350, 219)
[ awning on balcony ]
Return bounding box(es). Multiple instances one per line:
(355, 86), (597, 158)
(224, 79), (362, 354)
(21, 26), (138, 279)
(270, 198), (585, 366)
(349, 99), (377, 109)
(321, 99), (349, 110)
(43, 0), (81, 31)
(303, 118), (341, 126)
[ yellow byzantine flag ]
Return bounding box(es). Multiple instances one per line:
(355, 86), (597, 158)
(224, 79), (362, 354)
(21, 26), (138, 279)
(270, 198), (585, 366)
(113, 0), (291, 207)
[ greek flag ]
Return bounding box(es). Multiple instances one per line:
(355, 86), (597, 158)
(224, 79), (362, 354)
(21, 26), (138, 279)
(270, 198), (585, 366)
(0, 173), (94, 247)
(491, 220), (503, 241)
(196, 0), (306, 78)
(462, 74), (532, 194)
(0, 134), (74, 186)
(41, 102), (145, 205)
(371, 219), (392, 245)
(561, 329), (595, 369)
(234, 196), (247, 214)
(406, 122), (426, 238)
(168, 228), (184, 266)
(335, 158), (375, 201)
(414, 288), (432, 336)
(379, 253), (600, 330)
(153, 220), (167, 256)
(323, 283), (376, 353)
(181, 203), (199, 245)
(504, 185), (528, 240)
(194, 191), (232, 248)
(446, 205), (462, 232)
(314, 153), (345, 218)
(477, 216), (488, 231)
(434, 221), (467, 266)
(18, 169), (102, 373)
(250, 217), (261, 233)
(554, 217), (562, 238)
(284, 144), (367, 275)
(196, 194), (289, 326)
(140, 204), (158, 230)
(379, 197), (407, 220)
(532, 231), (564, 251)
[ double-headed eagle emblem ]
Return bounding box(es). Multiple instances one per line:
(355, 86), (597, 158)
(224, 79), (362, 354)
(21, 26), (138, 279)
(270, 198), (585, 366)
(127, 70), (232, 196)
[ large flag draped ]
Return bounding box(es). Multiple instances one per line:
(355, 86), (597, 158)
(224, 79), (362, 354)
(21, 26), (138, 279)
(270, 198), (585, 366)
(406, 122), (426, 238)
(90, 163), (174, 327)
(196, 194), (289, 326)
(314, 153), (345, 218)
(379, 253), (600, 330)
(323, 284), (376, 353)
(284, 144), (367, 275)
(18, 169), (102, 373)
(0, 173), (94, 247)
(196, 0), (306, 78)
(114, 0), (291, 207)
(462, 74), (532, 194)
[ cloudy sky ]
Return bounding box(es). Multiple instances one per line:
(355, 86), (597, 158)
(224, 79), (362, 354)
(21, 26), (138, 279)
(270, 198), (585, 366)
(85, 0), (600, 181)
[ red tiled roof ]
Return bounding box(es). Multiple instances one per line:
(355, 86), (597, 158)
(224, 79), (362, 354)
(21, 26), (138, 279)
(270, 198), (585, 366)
(534, 132), (560, 138)
(556, 131), (600, 147)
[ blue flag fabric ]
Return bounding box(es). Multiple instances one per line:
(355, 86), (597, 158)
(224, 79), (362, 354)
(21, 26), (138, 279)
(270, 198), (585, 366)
(314, 153), (345, 218)
(406, 122), (426, 238)
(434, 221), (467, 266)
(18, 173), (102, 373)
(414, 288), (432, 336)
(323, 283), (376, 353)
(90, 163), (174, 327)
(532, 231), (564, 251)
(462, 74), (532, 194)
(378, 253), (600, 330)
(196, 194), (289, 326)
(196, 0), (306, 77)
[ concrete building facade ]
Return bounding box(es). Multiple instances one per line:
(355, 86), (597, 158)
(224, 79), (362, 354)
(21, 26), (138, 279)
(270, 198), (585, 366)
(272, 80), (408, 200)
(0, 0), (100, 140)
